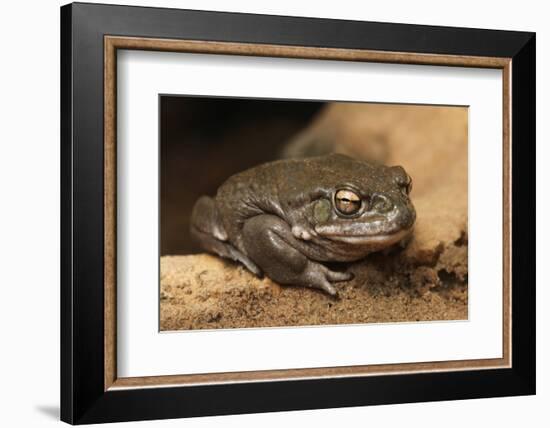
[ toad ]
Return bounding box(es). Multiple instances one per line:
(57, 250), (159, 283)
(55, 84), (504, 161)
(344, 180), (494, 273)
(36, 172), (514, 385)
(190, 153), (415, 296)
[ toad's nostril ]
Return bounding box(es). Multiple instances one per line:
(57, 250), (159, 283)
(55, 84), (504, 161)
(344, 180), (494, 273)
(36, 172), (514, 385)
(371, 194), (393, 213)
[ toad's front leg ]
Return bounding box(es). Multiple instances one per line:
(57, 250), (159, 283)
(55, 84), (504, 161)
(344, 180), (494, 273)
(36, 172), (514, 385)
(241, 214), (351, 296)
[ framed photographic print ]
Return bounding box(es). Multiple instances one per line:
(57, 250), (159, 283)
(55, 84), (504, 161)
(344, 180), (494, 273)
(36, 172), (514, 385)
(60, 2), (535, 424)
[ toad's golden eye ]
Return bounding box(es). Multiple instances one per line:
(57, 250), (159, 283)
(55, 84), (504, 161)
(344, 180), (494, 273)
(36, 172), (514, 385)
(334, 189), (362, 215)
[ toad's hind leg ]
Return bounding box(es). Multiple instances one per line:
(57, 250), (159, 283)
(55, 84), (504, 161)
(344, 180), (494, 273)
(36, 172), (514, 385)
(241, 214), (352, 296)
(190, 196), (262, 276)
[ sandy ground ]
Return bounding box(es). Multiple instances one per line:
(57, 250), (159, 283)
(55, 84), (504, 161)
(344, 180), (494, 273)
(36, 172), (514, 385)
(160, 251), (467, 330)
(160, 103), (468, 331)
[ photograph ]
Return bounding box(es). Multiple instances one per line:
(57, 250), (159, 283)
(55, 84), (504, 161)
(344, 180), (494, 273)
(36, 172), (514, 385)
(159, 96), (469, 331)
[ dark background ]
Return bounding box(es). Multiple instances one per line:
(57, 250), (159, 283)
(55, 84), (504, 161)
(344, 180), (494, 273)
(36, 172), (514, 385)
(160, 96), (324, 255)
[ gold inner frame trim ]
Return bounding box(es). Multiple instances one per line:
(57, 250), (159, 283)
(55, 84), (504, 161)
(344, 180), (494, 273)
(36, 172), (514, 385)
(104, 35), (512, 391)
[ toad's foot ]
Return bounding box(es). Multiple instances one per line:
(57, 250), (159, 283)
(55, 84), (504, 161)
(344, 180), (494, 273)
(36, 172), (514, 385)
(242, 214), (353, 296)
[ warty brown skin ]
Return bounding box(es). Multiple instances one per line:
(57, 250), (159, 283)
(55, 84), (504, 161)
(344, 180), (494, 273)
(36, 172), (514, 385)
(190, 153), (416, 296)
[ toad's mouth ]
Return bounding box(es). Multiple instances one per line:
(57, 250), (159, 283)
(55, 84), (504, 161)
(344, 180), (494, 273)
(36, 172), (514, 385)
(315, 227), (413, 246)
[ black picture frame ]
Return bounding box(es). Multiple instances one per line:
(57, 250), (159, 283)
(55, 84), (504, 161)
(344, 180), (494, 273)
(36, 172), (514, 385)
(61, 2), (535, 424)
